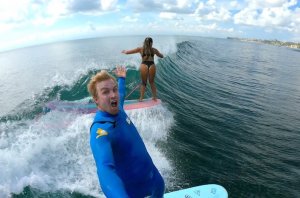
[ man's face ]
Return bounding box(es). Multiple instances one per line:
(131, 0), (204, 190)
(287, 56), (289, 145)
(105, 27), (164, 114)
(94, 79), (119, 115)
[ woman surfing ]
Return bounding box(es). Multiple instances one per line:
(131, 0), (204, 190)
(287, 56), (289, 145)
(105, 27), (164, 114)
(122, 37), (164, 101)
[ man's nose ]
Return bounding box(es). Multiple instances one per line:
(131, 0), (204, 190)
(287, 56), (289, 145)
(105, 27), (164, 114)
(111, 91), (117, 97)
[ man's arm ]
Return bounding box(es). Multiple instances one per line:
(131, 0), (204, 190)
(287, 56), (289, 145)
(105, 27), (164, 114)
(118, 77), (125, 108)
(115, 66), (126, 108)
(90, 125), (129, 198)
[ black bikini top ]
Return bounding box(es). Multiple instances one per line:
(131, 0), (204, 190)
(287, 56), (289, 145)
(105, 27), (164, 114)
(142, 49), (154, 57)
(142, 53), (154, 57)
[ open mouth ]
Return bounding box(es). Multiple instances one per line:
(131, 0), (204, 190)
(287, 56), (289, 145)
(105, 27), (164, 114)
(111, 100), (118, 107)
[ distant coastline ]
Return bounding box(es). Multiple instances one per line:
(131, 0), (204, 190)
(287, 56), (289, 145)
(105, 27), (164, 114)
(227, 37), (300, 49)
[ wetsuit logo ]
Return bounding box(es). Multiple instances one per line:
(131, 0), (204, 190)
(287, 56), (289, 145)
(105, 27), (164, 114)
(96, 128), (108, 138)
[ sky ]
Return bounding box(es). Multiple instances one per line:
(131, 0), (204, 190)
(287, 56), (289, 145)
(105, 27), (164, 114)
(0, 0), (300, 52)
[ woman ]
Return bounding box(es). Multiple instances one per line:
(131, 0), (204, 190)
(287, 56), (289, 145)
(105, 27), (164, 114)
(122, 37), (164, 101)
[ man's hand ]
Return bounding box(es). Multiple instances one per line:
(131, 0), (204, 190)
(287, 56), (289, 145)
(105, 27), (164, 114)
(114, 66), (126, 78)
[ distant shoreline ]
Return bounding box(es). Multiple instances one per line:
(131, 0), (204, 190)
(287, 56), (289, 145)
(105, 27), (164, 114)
(227, 37), (300, 49)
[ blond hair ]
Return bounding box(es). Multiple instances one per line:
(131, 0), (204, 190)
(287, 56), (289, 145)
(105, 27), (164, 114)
(87, 70), (117, 99)
(143, 37), (153, 57)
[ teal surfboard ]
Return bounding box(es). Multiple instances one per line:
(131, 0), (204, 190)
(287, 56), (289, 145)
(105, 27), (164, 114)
(164, 184), (228, 198)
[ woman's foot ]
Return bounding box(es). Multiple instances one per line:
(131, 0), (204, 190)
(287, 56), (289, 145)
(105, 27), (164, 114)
(152, 97), (157, 101)
(139, 97), (143, 102)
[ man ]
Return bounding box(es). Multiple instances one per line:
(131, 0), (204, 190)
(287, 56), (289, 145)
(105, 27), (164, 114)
(88, 66), (165, 198)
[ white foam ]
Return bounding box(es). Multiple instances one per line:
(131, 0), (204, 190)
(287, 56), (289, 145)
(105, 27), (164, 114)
(42, 60), (117, 95)
(0, 103), (174, 197)
(154, 36), (178, 56)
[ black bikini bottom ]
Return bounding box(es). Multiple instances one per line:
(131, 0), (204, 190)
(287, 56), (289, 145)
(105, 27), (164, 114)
(141, 61), (155, 68)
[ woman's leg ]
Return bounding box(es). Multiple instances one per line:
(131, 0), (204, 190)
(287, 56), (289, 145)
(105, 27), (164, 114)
(148, 64), (157, 101)
(139, 64), (148, 101)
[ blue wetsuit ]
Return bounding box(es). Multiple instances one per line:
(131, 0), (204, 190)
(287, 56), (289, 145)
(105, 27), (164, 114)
(90, 77), (165, 198)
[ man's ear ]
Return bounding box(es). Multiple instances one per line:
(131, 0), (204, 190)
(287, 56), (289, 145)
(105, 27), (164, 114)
(93, 97), (98, 106)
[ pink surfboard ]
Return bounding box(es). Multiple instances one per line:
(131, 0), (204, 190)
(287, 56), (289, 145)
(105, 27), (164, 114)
(44, 98), (161, 114)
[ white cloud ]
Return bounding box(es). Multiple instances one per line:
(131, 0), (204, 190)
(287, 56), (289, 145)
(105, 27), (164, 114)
(177, 0), (193, 9)
(234, 8), (259, 25)
(0, 23), (15, 32)
(162, 0), (195, 12)
(47, 0), (69, 16)
(0, 0), (65, 29)
(260, 7), (291, 26)
(233, 0), (298, 30)
(159, 12), (182, 20)
(230, 1), (239, 8)
(0, 0), (118, 28)
(122, 15), (139, 23)
(32, 17), (58, 26)
(245, 0), (295, 9)
(100, 0), (118, 11)
(127, 0), (197, 14)
(206, 7), (231, 21)
(0, 0), (30, 22)
(194, 1), (232, 22)
(126, 0), (161, 12)
(207, 0), (216, 7)
(1, 0), (300, 51)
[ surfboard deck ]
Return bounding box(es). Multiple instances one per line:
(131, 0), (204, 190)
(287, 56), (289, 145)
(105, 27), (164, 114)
(164, 184), (228, 198)
(44, 98), (161, 114)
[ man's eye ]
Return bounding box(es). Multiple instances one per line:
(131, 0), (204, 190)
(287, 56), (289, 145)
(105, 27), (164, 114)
(102, 90), (109, 94)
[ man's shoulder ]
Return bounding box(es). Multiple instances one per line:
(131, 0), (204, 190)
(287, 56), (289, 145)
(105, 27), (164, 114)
(91, 113), (117, 134)
(91, 117), (116, 130)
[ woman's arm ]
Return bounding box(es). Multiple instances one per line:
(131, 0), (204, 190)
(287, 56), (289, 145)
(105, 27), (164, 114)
(153, 48), (164, 58)
(122, 47), (141, 54)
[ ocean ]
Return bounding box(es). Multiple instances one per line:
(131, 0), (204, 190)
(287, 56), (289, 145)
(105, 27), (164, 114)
(0, 36), (299, 198)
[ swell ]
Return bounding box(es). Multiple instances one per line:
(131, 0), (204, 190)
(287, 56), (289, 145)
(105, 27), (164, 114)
(156, 40), (300, 197)
(0, 67), (142, 123)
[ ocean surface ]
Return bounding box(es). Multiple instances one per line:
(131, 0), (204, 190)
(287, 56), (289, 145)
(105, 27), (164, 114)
(0, 36), (299, 198)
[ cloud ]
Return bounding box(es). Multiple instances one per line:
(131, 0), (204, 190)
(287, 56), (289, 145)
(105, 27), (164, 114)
(126, 0), (162, 12)
(233, 0), (299, 32)
(126, 0), (197, 14)
(51, 0), (118, 14)
(159, 12), (183, 20)
(67, 0), (100, 12)
(194, 1), (232, 22)
(0, 23), (16, 32)
(206, 7), (231, 21)
(122, 15), (139, 23)
(100, 0), (118, 11)
(0, 0), (119, 28)
(1, 0), (300, 52)
(245, 0), (297, 9)
(0, 0), (30, 23)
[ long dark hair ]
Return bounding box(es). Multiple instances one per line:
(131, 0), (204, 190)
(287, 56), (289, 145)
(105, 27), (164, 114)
(142, 37), (153, 57)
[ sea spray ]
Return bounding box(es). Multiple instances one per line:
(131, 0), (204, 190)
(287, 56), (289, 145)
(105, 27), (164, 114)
(0, 101), (175, 197)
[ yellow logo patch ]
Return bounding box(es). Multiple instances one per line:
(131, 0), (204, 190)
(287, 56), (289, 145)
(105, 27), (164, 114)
(96, 128), (108, 138)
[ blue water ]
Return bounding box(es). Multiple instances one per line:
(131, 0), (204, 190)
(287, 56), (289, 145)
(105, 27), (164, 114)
(0, 36), (299, 198)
